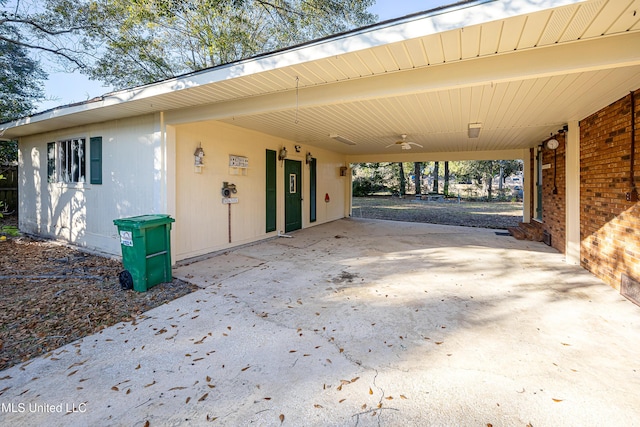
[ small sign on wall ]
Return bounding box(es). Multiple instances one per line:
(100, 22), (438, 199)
(229, 155), (249, 168)
(222, 197), (239, 204)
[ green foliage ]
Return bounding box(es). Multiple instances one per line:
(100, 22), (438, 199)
(353, 160), (524, 200)
(81, 0), (377, 88)
(0, 141), (18, 165)
(0, 24), (47, 122)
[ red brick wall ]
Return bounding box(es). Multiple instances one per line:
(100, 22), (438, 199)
(541, 133), (567, 253)
(580, 89), (640, 290)
(525, 135), (566, 253)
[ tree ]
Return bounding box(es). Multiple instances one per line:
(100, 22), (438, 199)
(432, 161), (439, 193)
(0, 0), (92, 70)
(414, 162), (421, 195)
(443, 161), (450, 196)
(81, 0), (377, 88)
(0, 4), (47, 122)
(397, 162), (406, 196)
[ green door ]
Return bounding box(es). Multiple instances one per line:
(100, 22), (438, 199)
(285, 159), (302, 232)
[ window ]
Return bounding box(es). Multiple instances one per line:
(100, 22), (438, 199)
(47, 138), (87, 183)
(61, 138), (86, 183)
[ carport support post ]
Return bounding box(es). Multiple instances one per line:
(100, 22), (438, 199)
(522, 149), (532, 223)
(565, 120), (580, 265)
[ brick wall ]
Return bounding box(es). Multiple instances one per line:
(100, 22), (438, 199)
(580, 89), (640, 290)
(541, 133), (567, 253)
(524, 135), (566, 252)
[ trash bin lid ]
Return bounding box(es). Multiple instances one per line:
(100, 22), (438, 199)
(113, 214), (175, 228)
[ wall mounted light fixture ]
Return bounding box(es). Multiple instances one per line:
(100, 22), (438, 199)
(278, 147), (288, 161)
(306, 152), (313, 164)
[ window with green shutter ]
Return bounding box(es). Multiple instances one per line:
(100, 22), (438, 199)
(90, 136), (102, 185)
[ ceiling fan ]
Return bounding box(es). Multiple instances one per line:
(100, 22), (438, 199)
(385, 134), (423, 150)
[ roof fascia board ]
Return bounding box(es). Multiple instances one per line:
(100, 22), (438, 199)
(0, 0), (585, 136)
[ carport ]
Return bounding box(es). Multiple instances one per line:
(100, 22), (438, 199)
(3, 0), (640, 270)
(1, 219), (639, 426)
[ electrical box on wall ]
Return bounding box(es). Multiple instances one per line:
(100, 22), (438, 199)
(222, 182), (237, 200)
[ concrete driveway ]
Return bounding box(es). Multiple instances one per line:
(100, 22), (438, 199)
(1, 218), (639, 427)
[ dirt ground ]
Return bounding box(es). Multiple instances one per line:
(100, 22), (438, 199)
(0, 217), (198, 371)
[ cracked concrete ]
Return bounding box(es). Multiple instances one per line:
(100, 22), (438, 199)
(1, 218), (639, 426)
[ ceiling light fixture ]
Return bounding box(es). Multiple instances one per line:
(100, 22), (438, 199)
(468, 123), (482, 138)
(330, 134), (356, 145)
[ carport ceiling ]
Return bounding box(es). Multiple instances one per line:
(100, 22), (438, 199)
(4, 0), (640, 157)
(213, 0), (640, 156)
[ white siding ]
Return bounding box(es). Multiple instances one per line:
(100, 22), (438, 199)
(18, 115), (163, 256)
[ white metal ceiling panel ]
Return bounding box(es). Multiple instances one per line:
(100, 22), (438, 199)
(421, 34), (445, 65)
(497, 15), (527, 53)
(386, 42), (415, 70)
(538, 6), (575, 45)
(441, 30), (461, 62)
(607, 0), (640, 33)
(332, 52), (372, 78)
(560, 0), (602, 41)
(403, 39), (429, 67)
(579, 0), (628, 39)
(517, 11), (550, 48)
(372, 46), (401, 72)
(478, 21), (503, 56)
(460, 25), (481, 59)
(351, 49), (388, 74)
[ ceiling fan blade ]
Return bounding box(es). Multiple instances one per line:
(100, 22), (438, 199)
(408, 142), (424, 148)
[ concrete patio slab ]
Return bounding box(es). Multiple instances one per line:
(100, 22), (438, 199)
(1, 218), (639, 426)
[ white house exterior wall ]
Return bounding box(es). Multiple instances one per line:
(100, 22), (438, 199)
(18, 114), (163, 256)
(172, 120), (348, 261)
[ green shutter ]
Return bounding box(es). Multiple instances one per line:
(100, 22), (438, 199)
(90, 136), (102, 184)
(310, 158), (317, 223)
(266, 149), (277, 232)
(47, 142), (56, 183)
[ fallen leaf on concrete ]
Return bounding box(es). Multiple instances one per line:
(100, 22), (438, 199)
(369, 387), (373, 395)
(339, 399), (346, 403)
(314, 404), (323, 408)
(241, 365), (251, 371)
(198, 393), (208, 402)
(400, 395), (407, 399)
(552, 398), (563, 402)
(206, 415), (218, 422)
(279, 413), (285, 424)
(144, 421), (150, 427)
(111, 386), (119, 391)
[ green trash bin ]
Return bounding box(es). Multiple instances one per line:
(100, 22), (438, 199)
(113, 214), (175, 292)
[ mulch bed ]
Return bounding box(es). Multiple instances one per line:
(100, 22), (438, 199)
(0, 235), (198, 371)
